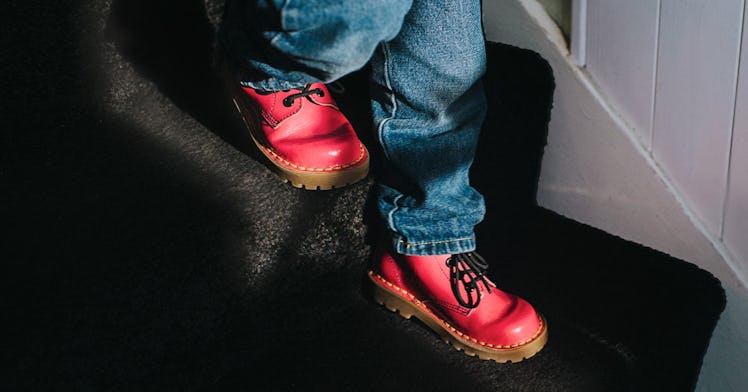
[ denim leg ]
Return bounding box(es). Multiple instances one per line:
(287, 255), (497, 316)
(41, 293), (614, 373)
(219, 0), (413, 91)
(371, 0), (488, 256)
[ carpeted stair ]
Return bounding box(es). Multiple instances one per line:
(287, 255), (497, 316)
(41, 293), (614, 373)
(3, 1), (726, 391)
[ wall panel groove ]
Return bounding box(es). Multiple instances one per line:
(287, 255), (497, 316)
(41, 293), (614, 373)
(723, 0), (748, 279)
(652, 0), (743, 236)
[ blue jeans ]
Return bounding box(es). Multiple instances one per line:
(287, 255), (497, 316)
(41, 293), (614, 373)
(220, 0), (487, 255)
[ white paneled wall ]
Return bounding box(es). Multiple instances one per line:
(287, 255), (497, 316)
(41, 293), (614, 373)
(585, 0), (659, 149)
(724, 9), (748, 279)
(652, 0), (743, 236)
(582, 0), (747, 270)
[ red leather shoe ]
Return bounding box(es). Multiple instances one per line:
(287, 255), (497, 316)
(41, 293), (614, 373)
(369, 247), (548, 363)
(224, 66), (369, 190)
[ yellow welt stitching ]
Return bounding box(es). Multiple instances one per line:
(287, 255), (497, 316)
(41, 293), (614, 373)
(262, 143), (366, 172)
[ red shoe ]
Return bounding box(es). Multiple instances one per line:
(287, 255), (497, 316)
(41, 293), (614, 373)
(224, 66), (369, 190)
(369, 247), (548, 363)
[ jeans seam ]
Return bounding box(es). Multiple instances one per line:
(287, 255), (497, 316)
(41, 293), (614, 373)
(376, 41), (396, 163)
(378, 41), (401, 233)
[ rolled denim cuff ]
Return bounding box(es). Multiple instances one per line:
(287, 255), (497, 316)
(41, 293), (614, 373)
(392, 234), (477, 256)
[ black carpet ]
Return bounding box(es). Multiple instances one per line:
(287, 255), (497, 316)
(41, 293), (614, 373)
(3, 1), (726, 391)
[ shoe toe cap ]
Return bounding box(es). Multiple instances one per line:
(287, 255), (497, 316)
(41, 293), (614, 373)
(484, 297), (544, 347)
(270, 119), (366, 171)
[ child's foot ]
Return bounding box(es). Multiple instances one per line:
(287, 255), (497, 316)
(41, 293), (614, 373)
(369, 247), (548, 362)
(222, 63), (369, 190)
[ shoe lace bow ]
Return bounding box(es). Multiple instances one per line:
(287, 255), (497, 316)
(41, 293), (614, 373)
(446, 252), (495, 309)
(269, 84), (325, 107)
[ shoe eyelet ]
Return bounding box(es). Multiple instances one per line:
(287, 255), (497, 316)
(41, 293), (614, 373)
(282, 97), (293, 107)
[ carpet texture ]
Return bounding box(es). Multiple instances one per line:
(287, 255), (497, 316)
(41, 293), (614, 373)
(3, 1), (726, 391)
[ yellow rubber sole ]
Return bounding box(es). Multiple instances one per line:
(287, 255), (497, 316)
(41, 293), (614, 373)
(369, 271), (548, 363)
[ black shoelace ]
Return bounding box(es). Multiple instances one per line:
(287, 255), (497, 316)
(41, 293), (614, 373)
(446, 252), (493, 309)
(256, 84), (325, 107)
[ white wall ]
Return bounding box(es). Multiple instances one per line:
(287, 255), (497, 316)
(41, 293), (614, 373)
(582, 0), (747, 275)
(652, 0), (743, 237)
(586, 0), (748, 283)
(724, 6), (748, 284)
(584, 0), (659, 149)
(482, 0), (747, 390)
